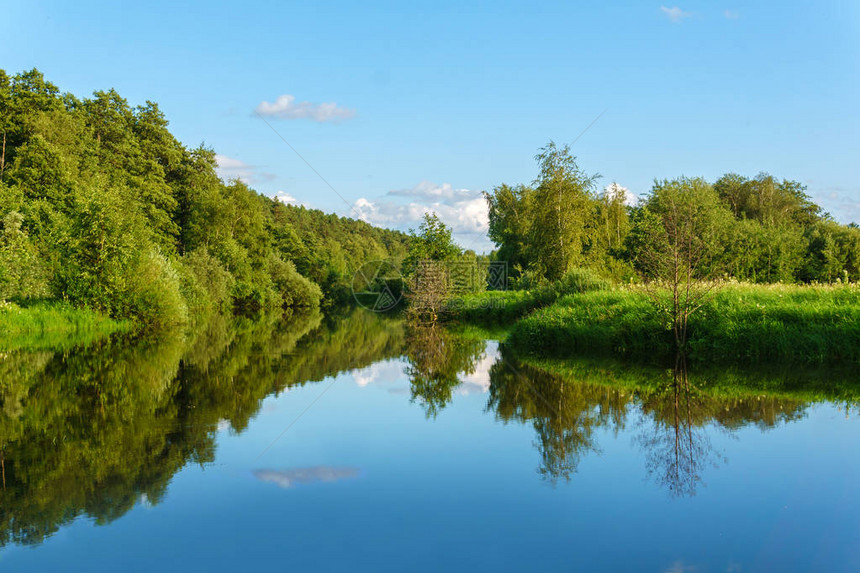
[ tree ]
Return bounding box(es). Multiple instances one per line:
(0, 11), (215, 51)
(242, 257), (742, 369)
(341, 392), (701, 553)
(484, 183), (533, 278)
(0, 211), (48, 300)
(402, 212), (460, 275)
(628, 177), (733, 349)
(527, 142), (600, 281)
(402, 213), (461, 322)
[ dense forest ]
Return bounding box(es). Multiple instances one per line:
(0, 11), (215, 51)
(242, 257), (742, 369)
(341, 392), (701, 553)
(485, 142), (860, 286)
(0, 69), (410, 327)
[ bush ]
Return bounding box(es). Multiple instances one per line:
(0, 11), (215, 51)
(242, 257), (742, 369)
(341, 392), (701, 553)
(551, 268), (610, 296)
(0, 211), (50, 301)
(177, 248), (235, 314)
(269, 256), (322, 308)
(121, 249), (188, 328)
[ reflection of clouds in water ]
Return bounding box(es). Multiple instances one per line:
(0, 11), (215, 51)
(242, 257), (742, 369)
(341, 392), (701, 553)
(663, 561), (697, 573)
(138, 493), (154, 509)
(350, 341), (500, 396)
(351, 359), (406, 388)
(253, 466), (360, 489)
(457, 341), (500, 395)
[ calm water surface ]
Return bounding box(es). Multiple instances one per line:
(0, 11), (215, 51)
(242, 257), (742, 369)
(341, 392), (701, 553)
(1, 309), (859, 572)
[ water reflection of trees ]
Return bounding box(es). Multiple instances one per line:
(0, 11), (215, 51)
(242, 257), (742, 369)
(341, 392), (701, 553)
(636, 354), (721, 497)
(2, 317), (856, 548)
(404, 325), (486, 418)
(488, 353), (631, 484)
(0, 308), (404, 548)
(485, 347), (824, 491)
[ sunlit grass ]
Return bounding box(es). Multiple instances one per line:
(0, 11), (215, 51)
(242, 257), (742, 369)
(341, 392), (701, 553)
(502, 282), (860, 364)
(0, 300), (129, 350)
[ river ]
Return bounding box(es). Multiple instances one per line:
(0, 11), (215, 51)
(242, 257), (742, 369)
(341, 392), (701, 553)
(1, 308), (859, 572)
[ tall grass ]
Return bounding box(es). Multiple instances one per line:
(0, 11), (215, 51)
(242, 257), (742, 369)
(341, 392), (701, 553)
(507, 283), (860, 364)
(0, 300), (128, 350)
(448, 268), (610, 324)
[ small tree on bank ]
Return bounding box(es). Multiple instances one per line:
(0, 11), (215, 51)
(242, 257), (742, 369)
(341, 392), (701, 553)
(404, 213), (460, 323)
(405, 260), (450, 323)
(627, 177), (732, 349)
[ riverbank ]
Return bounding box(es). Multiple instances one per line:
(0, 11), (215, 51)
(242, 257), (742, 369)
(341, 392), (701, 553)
(0, 301), (129, 351)
(452, 282), (860, 364)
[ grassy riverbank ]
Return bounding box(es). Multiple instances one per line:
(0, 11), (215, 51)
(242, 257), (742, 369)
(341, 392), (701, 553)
(0, 301), (129, 350)
(453, 282), (860, 364)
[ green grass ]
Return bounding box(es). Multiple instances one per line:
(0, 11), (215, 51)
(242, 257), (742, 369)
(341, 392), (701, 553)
(0, 300), (129, 350)
(506, 283), (860, 364)
(447, 289), (557, 323)
(447, 267), (610, 324)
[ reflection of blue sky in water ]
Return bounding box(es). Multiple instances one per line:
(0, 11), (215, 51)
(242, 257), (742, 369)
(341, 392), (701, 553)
(349, 341), (500, 396)
(253, 467), (360, 489)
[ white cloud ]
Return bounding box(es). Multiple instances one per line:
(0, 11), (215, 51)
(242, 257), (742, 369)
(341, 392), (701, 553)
(274, 190), (310, 207)
(255, 94), (356, 123)
(352, 180), (492, 253)
(660, 5), (691, 22)
(604, 182), (638, 207)
(215, 154), (275, 184)
(813, 189), (860, 225)
(723, 9), (739, 19)
(274, 191), (297, 204)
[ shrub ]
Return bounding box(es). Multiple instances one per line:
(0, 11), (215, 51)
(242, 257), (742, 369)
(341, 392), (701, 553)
(269, 255), (322, 308)
(0, 211), (50, 300)
(551, 267), (610, 296)
(121, 249), (188, 328)
(178, 248), (235, 314)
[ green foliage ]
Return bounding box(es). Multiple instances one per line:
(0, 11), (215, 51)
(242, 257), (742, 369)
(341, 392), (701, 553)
(269, 256), (322, 308)
(121, 249), (188, 328)
(270, 201), (410, 302)
(484, 183), (533, 275)
(0, 211), (48, 300)
(176, 247), (234, 315)
(0, 68), (411, 329)
(486, 145), (859, 288)
(527, 142), (601, 280)
(403, 212), (461, 276)
(627, 177), (734, 281)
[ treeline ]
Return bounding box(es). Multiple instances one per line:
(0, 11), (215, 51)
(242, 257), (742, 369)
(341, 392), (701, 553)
(0, 69), (410, 327)
(485, 142), (860, 285)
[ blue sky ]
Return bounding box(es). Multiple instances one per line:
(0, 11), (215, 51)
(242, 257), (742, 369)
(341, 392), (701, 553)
(2, 0), (858, 251)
